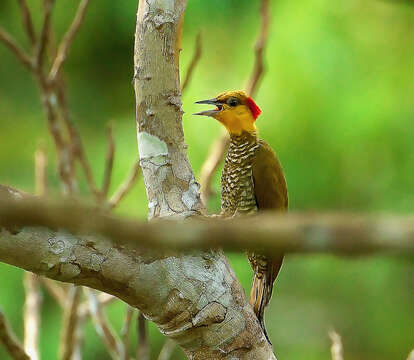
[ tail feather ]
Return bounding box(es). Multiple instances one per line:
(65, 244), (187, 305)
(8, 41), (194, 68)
(249, 257), (283, 343)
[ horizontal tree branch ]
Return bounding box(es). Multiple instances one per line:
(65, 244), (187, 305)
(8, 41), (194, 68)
(0, 190), (413, 257)
(0, 205), (273, 359)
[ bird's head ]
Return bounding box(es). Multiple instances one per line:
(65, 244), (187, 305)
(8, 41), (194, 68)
(194, 90), (261, 135)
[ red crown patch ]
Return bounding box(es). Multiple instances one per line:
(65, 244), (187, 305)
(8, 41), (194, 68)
(246, 97), (262, 120)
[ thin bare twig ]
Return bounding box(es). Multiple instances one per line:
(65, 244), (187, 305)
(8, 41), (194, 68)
(157, 339), (176, 360)
(36, 0), (55, 70)
(78, 293), (116, 319)
(407, 350), (414, 360)
(0, 310), (31, 360)
(102, 123), (115, 199)
(53, 77), (100, 199)
(40, 94), (75, 194)
(137, 312), (150, 360)
(30, 1), (76, 195)
(181, 32), (202, 93)
(87, 290), (122, 360)
(108, 161), (140, 209)
(72, 316), (85, 360)
(34, 145), (48, 196)
(121, 305), (135, 360)
(22, 145), (46, 360)
(49, 0), (91, 83)
(39, 278), (67, 308)
(23, 274), (42, 360)
(329, 329), (344, 360)
(17, 0), (37, 46)
(60, 286), (82, 360)
(199, 0), (271, 207)
(0, 27), (33, 70)
(199, 132), (229, 205)
(245, 0), (271, 97)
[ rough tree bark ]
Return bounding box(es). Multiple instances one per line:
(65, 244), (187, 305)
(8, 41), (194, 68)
(132, 0), (275, 358)
(0, 1), (277, 359)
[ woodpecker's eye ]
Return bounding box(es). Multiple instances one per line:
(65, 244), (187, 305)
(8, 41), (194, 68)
(227, 98), (239, 107)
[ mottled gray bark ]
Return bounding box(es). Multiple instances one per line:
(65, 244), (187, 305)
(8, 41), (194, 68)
(0, 0), (277, 359)
(132, 0), (275, 358)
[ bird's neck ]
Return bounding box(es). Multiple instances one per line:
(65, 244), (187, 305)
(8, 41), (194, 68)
(229, 131), (258, 148)
(227, 131), (259, 164)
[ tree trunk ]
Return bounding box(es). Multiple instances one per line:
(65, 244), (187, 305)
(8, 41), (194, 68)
(0, 1), (277, 359)
(132, 0), (275, 358)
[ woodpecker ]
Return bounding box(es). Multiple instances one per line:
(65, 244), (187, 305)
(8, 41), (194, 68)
(195, 90), (288, 342)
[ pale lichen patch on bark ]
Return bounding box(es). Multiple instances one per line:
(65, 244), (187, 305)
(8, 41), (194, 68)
(138, 131), (169, 159)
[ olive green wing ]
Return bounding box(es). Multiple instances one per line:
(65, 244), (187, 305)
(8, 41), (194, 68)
(252, 139), (288, 211)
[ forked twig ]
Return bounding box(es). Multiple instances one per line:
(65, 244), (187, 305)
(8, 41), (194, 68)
(60, 286), (82, 360)
(199, 0), (271, 206)
(157, 339), (176, 360)
(181, 32), (202, 93)
(329, 329), (344, 360)
(108, 161), (140, 209)
(36, 0), (55, 70)
(0, 309), (31, 360)
(49, 0), (91, 83)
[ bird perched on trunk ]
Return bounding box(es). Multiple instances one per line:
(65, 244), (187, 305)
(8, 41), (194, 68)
(195, 90), (288, 342)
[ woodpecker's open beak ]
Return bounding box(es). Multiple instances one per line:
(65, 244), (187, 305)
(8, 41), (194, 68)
(193, 98), (223, 117)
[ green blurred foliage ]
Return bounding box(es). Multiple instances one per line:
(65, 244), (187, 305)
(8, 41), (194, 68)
(1, 0), (414, 359)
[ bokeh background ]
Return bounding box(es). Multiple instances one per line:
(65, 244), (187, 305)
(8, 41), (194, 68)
(1, 0), (414, 359)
